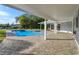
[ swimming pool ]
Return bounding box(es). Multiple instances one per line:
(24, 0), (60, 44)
(12, 30), (43, 36)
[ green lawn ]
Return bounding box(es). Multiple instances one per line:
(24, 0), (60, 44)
(0, 30), (6, 43)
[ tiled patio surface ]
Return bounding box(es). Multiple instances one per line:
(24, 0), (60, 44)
(0, 31), (78, 55)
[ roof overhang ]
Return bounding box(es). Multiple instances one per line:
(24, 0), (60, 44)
(38, 19), (72, 25)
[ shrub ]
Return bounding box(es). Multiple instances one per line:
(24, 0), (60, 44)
(0, 30), (6, 43)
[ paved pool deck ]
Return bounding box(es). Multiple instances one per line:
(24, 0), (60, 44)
(0, 31), (78, 55)
(46, 31), (74, 40)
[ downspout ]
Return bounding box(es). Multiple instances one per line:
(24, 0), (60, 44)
(72, 19), (74, 34)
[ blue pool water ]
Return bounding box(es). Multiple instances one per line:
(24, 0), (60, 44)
(12, 30), (43, 36)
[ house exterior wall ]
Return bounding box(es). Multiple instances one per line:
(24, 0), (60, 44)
(60, 22), (72, 32)
(73, 17), (79, 44)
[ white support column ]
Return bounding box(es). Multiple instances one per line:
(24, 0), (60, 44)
(54, 23), (57, 33)
(44, 19), (47, 40)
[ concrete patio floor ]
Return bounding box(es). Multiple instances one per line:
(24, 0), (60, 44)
(0, 31), (78, 55)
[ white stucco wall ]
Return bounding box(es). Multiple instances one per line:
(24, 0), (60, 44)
(60, 22), (72, 32)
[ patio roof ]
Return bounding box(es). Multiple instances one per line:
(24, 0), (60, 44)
(5, 4), (79, 22)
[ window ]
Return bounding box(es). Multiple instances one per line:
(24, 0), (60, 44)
(76, 17), (78, 28)
(57, 24), (60, 30)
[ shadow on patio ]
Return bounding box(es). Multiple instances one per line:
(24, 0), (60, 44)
(0, 39), (34, 55)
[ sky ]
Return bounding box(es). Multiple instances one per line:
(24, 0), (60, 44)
(0, 5), (25, 24)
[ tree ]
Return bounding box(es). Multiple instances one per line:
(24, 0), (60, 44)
(16, 14), (45, 29)
(18, 15), (27, 29)
(24, 14), (44, 29)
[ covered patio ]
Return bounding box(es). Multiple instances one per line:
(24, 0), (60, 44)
(1, 4), (78, 55)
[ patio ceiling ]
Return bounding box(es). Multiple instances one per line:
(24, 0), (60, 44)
(6, 4), (79, 22)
